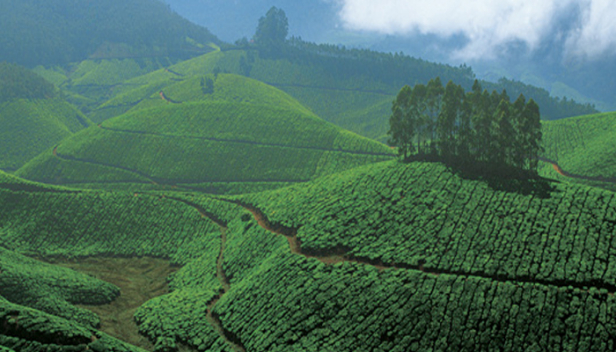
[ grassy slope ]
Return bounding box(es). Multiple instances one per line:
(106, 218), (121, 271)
(0, 98), (90, 171)
(90, 49), (397, 140)
(4, 161), (616, 350)
(17, 74), (394, 192)
(0, 177), (239, 351)
(541, 111), (616, 191)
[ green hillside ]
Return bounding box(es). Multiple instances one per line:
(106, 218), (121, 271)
(540, 111), (616, 192)
(0, 63), (91, 171)
(4, 159), (616, 351)
(0, 0), (219, 67)
(17, 74), (394, 193)
(88, 43), (596, 142)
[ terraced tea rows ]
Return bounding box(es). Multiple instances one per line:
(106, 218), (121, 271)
(17, 78), (394, 192)
(3, 159), (616, 350)
(243, 160), (616, 292)
(541, 111), (616, 191)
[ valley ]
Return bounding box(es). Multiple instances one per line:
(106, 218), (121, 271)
(1, 1), (616, 351)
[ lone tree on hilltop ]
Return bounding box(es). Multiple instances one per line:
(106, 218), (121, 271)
(254, 7), (289, 47)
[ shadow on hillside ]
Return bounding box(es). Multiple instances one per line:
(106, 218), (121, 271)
(407, 155), (559, 199)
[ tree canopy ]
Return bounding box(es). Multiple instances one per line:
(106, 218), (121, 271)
(253, 7), (289, 46)
(388, 78), (543, 177)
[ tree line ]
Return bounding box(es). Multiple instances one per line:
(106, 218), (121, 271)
(388, 78), (542, 177)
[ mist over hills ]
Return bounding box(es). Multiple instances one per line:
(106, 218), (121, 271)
(0, 0), (220, 67)
(162, 0), (616, 111)
(1, 1), (616, 351)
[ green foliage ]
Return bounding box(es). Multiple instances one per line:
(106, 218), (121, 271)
(245, 160), (616, 287)
(0, 63), (57, 103)
(253, 7), (289, 48)
(388, 79), (543, 176)
(0, 0), (219, 67)
(0, 188), (222, 265)
(540, 111), (616, 191)
(18, 77), (393, 192)
(0, 98), (91, 171)
(0, 247), (119, 328)
(0, 299), (145, 351)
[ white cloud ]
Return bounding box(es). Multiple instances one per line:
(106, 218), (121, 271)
(335, 0), (615, 60)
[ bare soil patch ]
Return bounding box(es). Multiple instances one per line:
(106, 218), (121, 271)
(48, 257), (178, 351)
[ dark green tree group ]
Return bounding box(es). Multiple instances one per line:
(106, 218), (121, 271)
(388, 78), (542, 176)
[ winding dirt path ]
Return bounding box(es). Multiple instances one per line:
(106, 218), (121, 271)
(539, 157), (616, 183)
(218, 198), (616, 296)
(167, 197), (246, 352)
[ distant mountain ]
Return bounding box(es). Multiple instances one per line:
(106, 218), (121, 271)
(0, 63), (91, 171)
(0, 0), (220, 67)
(162, 0), (337, 43)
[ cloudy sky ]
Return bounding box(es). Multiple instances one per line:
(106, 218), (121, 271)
(335, 0), (616, 60)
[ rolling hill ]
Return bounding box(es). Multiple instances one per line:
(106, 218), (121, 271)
(0, 63), (91, 171)
(540, 111), (616, 192)
(88, 42), (598, 142)
(16, 74), (394, 193)
(2, 159), (616, 350)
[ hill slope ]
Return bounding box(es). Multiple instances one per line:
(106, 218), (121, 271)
(0, 63), (91, 171)
(0, 0), (219, 67)
(17, 74), (394, 193)
(540, 111), (616, 192)
(5, 160), (616, 351)
(91, 43), (597, 142)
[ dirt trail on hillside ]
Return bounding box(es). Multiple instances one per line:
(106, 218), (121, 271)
(167, 197), (246, 352)
(217, 198), (616, 296)
(539, 157), (616, 183)
(49, 257), (177, 351)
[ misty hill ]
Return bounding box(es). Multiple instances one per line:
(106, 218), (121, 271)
(0, 63), (91, 171)
(0, 0), (220, 67)
(539, 111), (616, 192)
(3, 158), (616, 350)
(88, 41), (596, 142)
(17, 74), (394, 192)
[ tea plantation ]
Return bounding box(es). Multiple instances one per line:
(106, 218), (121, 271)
(541, 111), (616, 192)
(16, 74), (394, 192)
(5, 157), (616, 351)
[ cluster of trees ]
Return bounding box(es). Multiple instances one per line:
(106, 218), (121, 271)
(388, 78), (542, 176)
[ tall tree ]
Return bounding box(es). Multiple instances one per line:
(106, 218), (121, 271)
(523, 99), (542, 174)
(254, 7), (289, 47)
(425, 77), (444, 153)
(511, 94), (527, 169)
(411, 84), (428, 155)
(493, 99), (514, 166)
(388, 85), (415, 159)
(437, 81), (463, 158)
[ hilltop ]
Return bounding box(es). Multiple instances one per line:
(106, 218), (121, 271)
(88, 40), (597, 142)
(0, 63), (91, 171)
(17, 74), (394, 193)
(2, 160), (616, 350)
(540, 111), (616, 192)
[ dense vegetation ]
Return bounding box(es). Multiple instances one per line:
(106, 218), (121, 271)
(540, 111), (616, 192)
(389, 79), (542, 176)
(0, 0), (219, 67)
(0, 63), (91, 171)
(17, 74), (393, 192)
(0, 63), (58, 103)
